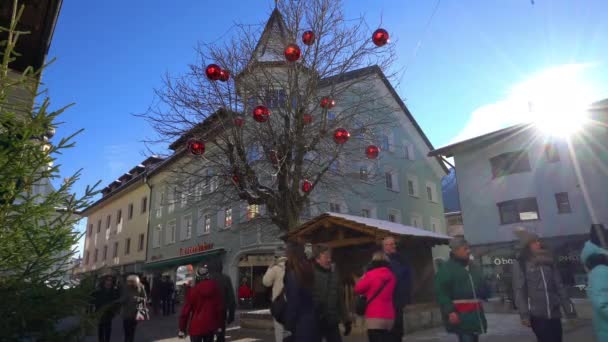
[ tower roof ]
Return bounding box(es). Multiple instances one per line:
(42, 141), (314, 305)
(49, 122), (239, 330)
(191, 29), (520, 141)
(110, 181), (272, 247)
(251, 7), (290, 64)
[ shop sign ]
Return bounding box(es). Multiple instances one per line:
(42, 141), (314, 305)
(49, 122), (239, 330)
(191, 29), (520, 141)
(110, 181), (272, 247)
(491, 254), (580, 266)
(179, 242), (214, 256)
(493, 257), (516, 266)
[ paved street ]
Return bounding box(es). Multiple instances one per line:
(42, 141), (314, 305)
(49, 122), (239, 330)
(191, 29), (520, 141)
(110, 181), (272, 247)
(85, 312), (595, 342)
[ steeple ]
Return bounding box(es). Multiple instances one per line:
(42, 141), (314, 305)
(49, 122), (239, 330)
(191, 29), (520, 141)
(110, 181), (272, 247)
(250, 8), (290, 64)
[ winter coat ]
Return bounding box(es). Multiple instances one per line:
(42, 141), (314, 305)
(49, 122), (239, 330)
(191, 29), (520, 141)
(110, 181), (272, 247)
(179, 278), (225, 336)
(238, 284), (253, 299)
(434, 255), (488, 335)
(118, 285), (147, 320)
(387, 253), (411, 308)
(512, 251), (575, 321)
(312, 263), (348, 327)
(263, 257), (287, 300)
(93, 287), (119, 322)
(284, 270), (320, 342)
(210, 271), (236, 322)
(354, 261), (396, 320)
(581, 241), (608, 341)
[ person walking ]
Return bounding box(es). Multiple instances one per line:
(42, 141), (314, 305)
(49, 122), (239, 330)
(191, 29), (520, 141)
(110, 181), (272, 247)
(354, 251), (397, 342)
(238, 278), (254, 309)
(178, 265), (225, 342)
(208, 260), (236, 342)
(581, 224), (608, 341)
(117, 274), (147, 342)
(311, 244), (352, 342)
(512, 230), (576, 342)
(263, 245), (288, 342)
(161, 275), (172, 316)
(284, 243), (320, 342)
(382, 236), (411, 342)
(93, 275), (119, 342)
(434, 237), (488, 342)
(151, 275), (162, 315)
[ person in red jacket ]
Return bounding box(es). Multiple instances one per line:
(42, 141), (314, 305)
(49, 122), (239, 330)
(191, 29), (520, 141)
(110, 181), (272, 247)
(238, 278), (254, 308)
(178, 265), (224, 342)
(355, 251), (397, 342)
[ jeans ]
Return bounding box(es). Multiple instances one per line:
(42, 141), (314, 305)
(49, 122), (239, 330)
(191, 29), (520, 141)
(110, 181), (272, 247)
(97, 319), (112, 342)
(190, 335), (214, 342)
(123, 319), (137, 342)
(457, 334), (479, 342)
(530, 316), (562, 342)
(367, 329), (390, 342)
(389, 307), (404, 342)
(319, 322), (342, 342)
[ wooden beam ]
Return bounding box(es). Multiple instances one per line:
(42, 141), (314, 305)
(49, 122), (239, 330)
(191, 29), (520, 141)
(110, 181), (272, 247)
(325, 236), (377, 249)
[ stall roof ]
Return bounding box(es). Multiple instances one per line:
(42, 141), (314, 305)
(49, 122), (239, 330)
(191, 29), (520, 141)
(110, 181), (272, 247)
(288, 212), (451, 244)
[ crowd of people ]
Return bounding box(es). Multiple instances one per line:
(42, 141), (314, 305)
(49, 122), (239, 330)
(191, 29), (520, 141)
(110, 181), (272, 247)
(90, 224), (608, 342)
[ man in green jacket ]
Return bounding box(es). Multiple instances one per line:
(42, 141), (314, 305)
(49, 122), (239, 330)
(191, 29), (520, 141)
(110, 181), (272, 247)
(434, 237), (488, 342)
(312, 244), (352, 342)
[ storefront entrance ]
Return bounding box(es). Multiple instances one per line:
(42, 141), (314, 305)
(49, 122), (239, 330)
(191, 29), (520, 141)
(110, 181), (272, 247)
(237, 254), (275, 309)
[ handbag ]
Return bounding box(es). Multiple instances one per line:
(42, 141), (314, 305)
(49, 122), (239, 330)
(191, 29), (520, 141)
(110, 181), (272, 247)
(355, 279), (388, 316)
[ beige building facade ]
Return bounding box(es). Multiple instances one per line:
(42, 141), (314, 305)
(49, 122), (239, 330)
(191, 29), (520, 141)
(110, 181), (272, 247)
(80, 156), (162, 275)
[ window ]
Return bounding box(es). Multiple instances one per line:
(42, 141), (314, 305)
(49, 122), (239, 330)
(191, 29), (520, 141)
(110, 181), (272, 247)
(167, 220), (176, 244)
(204, 214), (211, 234)
(490, 151), (532, 178)
(116, 209), (122, 224)
(359, 167), (368, 181)
(88, 224), (93, 237)
(430, 217), (442, 232)
(138, 234), (145, 251)
(141, 197), (147, 214)
(247, 204), (260, 220)
(411, 214), (422, 228)
(194, 183), (203, 201)
(156, 192), (164, 218)
(555, 192), (572, 214)
(407, 176), (419, 197)
(103, 245), (108, 260)
(330, 159), (341, 174)
(247, 147), (262, 163)
(329, 202), (341, 213)
(327, 111), (336, 121)
(225, 208), (233, 228)
(426, 182), (437, 202)
(361, 209), (370, 218)
(106, 215), (111, 229)
(125, 238), (131, 255)
(404, 143), (415, 160)
(388, 209), (401, 223)
(181, 191), (187, 207)
(388, 213), (396, 222)
(182, 214), (193, 240)
(265, 88), (286, 108)
(427, 186), (433, 201)
(545, 144), (560, 163)
(381, 135), (390, 151)
(128, 203), (134, 220)
(497, 197), (540, 224)
(113, 242), (119, 258)
(153, 225), (162, 248)
(168, 188), (176, 214)
(97, 219), (101, 233)
(94, 249), (98, 262)
(385, 172), (393, 190)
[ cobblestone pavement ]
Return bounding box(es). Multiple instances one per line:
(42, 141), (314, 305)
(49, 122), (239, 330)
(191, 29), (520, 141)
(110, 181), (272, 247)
(85, 312), (594, 342)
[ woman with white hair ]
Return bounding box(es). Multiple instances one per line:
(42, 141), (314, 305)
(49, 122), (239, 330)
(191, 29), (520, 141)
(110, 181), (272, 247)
(117, 274), (148, 342)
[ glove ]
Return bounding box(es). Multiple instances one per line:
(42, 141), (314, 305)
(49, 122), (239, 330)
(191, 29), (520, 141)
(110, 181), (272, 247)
(177, 331), (186, 339)
(343, 322), (352, 336)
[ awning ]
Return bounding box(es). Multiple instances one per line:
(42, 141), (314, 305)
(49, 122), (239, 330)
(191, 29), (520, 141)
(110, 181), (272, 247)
(142, 248), (225, 270)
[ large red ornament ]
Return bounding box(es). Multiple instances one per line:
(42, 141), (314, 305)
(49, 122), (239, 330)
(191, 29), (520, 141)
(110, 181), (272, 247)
(205, 64), (222, 81)
(303, 114), (313, 125)
(187, 139), (205, 155)
(320, 97), (335, 109)
(219, 69), (230, 82)
(284, 44), (302, 62)
(302, 31), (315, 46)
(253, 105), (270, 122)
(366, 145), (380, 159)
(233, 117), (244, 127)
(301, 179), (313, 193)
(333, 128), (350, 144)
(372, 28), (389, 47)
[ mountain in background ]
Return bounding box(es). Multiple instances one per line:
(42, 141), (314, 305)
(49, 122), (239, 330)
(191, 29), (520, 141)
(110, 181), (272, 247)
(442, 168), (460, 212)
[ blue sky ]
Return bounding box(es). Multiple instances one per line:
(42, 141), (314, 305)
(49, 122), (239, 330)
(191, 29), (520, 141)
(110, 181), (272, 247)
(39, 0), (608, 248)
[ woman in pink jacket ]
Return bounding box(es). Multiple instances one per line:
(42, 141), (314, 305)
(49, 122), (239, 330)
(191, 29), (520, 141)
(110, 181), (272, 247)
(355, 251), (397, 342)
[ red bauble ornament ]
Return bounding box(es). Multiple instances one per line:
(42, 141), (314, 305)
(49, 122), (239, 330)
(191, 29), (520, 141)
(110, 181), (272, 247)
(333, 128), (350, 144)
(232, 174), (239, 184)
(219, 69), (230, 82)
(187, 139), (205, 155)
(233, 117), (244, 127)
(303, 114), (313, 125)
(284, 44), (302, 62)
(301, 179), (313, 193)
(372, 28), (389, 47)
(252, 105), (270, 122)
(302, 31), (315, 46)
(366, 145), (380, 159)
(320, 97), (335, 109)
(205, 64), (222, 81)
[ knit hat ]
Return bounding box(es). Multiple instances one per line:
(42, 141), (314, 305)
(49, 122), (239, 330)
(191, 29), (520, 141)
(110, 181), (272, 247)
(196, 265), (209, 278)
(449, 236), (469, 250)
(590, 224), (608, 248)
(514, 228), (539, 250)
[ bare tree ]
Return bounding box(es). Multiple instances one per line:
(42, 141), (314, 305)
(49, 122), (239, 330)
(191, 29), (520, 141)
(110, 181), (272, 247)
(139, 0), (404, 233)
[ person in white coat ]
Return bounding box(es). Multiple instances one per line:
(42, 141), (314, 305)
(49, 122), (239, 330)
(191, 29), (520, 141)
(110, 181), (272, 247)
(263, 246), (288, 342)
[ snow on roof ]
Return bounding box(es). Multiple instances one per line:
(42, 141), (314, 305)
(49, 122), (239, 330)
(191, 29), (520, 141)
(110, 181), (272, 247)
(326, 212), (451, 240)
